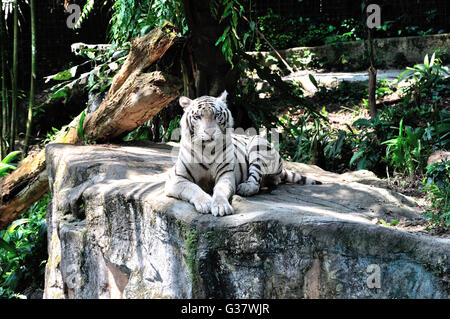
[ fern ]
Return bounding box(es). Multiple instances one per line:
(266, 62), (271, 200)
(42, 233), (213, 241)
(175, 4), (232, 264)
(73, 0), (95, 29)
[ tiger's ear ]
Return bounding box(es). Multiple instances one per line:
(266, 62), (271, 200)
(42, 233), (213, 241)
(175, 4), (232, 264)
(218, 90), (228, 104)
(179, 96), (192, 110)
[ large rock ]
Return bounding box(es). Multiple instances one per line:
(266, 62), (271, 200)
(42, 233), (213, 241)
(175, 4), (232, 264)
(43, 143), (449, 299)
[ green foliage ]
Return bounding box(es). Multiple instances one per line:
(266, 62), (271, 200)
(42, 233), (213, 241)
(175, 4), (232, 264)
(323, 19), (363, 45)
(43, 127), (61, 144)
(45, 43), (128, 105)
(375, 79), (395, 99)
(252, 12), (363, 50)
(314, 81), (369, 107)
(123, 120), (153, 142)
(165, 115), (181, 141)
(382, 119), (424, 178)
(211, 0), (246, 67)
(350, 116), (393, 172)
(377, 218), (399, 227)
(0, 196), (49, 298)
(285, 50), (326, 70)
(399, 53), (449, 106)
(73, 0), (95, 29)
(322, 128), (354, 172)
(176, 221), (199, 287)
(0, 151), (21, 177)
(278, 112), (322, 163)
(77, 110), (86, 140)
(422, 161), (450, 230)
(109, 0), (187, 44)
(374, 10), (446, 38)
(312, 80), (393, 110)
(349, 101), (448, 177)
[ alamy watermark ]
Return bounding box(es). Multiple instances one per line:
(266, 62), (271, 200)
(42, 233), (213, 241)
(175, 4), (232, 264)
(66, 4), (81, 29)
(366, 264), (381, 289)
(366, 4), (381, 29)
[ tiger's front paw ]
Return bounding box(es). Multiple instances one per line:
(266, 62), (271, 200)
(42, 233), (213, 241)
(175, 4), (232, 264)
(190, 194), (213, 214)
(211, 195), (234, 217)
(236, 181), (260, 196)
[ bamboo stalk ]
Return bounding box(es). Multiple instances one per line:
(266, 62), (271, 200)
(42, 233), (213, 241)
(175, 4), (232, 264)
(24, 0), (36, 157)
(10, 0), (18, 151)
(0, 0), (6, 158)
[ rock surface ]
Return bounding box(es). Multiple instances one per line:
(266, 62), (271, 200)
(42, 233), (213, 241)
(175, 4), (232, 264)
(43, 143), (449, 299)
(249, 33), (450, 70)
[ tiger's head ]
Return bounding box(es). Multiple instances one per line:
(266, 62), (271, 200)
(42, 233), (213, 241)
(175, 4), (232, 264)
(179, 91), (233, 143)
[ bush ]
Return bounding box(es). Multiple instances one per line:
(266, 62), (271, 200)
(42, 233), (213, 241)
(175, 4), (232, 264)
(382, 119), (425, 178)
(422, 160), (450, 230)
(0, 196), (49, 298)
(399, 53), (450, 107)
(253, 11), (362, 50)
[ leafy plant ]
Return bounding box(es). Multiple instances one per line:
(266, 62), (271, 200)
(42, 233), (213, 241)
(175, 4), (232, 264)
(375, 79), (394, 99)
(322, 128), (354, 172)
(378, 218), (399, 227)
(285, 50), (324, 70)
(73, 0), (95, 29)
(422, 160), (450, 230)
(0, 196), (49, 298)
(110, 0), (187, 44)
(211, 0), (246, 67)
(382, 118), (425, 178)
(278, 107), (331, 165)
(253, 12), (363, 50)
(399, 53), (450, 106)
(0, 151), (21, 177)
(44, 43), (128, 105)
(350, 116), (393, 173)
(165, 115), (181, 141)
(77, 110), (86, 140)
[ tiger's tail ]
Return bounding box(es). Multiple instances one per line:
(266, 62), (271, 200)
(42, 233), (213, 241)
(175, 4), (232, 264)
(281, 168), (322, 185)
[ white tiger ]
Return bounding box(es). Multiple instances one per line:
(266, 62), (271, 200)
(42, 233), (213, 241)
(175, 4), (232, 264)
(164, 90), (321, 217)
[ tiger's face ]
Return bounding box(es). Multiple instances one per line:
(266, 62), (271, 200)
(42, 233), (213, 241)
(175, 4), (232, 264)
(179, 91), (233, 143)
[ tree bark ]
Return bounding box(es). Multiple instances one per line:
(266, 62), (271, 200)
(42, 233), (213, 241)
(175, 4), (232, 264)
(182, 0), (244, 126)
(0, 0), (6, 158)
(0, 23), (181, 229)
(368, 66), (377, 118)
(365, 0), (377, 118)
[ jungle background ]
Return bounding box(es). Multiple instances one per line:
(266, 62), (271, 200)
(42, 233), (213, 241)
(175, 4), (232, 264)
(0, 0), (449, 298)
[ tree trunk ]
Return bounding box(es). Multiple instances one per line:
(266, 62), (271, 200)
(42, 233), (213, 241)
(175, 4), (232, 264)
(183, 0), (233, 97)
(0, 23), (181, 229)
(365, 0), (377, 118)
(368, 66), (377, 118)
(0, 0), (6, 158)
(182, 0), (245, 127)
(24, 0), (36, 157)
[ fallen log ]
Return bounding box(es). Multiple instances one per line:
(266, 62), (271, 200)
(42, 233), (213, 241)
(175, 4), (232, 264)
(0, 22), (181, 229)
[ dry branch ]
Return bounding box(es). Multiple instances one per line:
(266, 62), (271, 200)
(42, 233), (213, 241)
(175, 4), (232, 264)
(0, 23), (181, 229)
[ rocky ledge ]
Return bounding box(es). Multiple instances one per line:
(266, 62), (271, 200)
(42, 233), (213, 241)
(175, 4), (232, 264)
(43, 143), (449, 299)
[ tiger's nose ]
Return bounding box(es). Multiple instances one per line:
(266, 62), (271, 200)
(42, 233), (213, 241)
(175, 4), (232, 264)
(205, 128), (216, 136)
